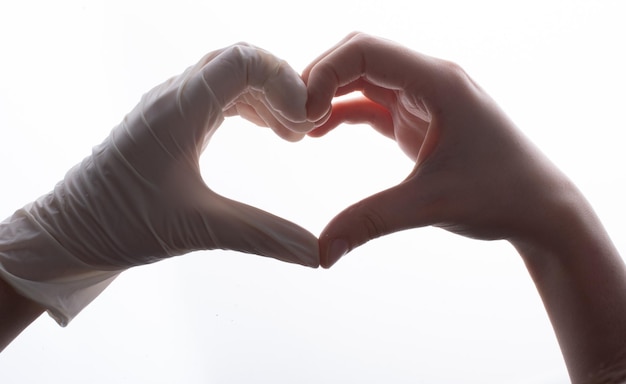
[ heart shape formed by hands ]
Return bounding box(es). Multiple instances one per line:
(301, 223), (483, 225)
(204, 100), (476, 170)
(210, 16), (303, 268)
(87, 37), (434, 273)
(2, 33), (620, 384)
(1, 32), (589, 332)
(18, 34), (551, 277)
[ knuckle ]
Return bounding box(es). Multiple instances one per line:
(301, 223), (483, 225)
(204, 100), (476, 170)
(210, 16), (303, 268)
(226, 43), (248, 61)
(437, 58), (474, 89)
(349, 31), (373, 44)
(224, 42), (262, 65)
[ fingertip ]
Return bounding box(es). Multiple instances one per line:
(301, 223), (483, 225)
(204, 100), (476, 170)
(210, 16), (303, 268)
(287, 121), (315, 135)
(319, 235), (351, 269)
(305, 96), (328, 124)
(283, 229), (321, 268)
(305, 68), (335, 123)
(264, 65), (309, 123)
(299, 251), (321, 269)
(306, 123), (333, 138)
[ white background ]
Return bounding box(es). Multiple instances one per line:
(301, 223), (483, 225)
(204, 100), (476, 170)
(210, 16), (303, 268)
(1, 1), (625, 383)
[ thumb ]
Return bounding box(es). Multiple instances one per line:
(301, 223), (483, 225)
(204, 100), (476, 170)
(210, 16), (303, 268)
(189, 192), (320, 268)
(319, 177), (438, 268)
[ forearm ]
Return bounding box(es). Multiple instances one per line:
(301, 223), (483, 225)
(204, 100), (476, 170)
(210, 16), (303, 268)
(512, 192), (626, 383)
(0, 275), (45, 352)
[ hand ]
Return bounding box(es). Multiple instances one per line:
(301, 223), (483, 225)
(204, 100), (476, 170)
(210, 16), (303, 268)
(66, 42), (319, 267)
(304, 33), (626, 382)
(0, 43), (318, 325)
(303, 32), (577, 267)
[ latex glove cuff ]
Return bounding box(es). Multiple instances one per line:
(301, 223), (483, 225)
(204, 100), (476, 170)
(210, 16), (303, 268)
(0, 206), (120, 326)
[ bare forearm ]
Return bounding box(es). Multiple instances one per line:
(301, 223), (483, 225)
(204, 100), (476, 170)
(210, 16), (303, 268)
(0, 276), (44, 352)
(512, 195), (626, 383)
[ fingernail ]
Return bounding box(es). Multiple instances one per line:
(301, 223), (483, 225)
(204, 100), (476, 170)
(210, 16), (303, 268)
(325, 239), (350, 268)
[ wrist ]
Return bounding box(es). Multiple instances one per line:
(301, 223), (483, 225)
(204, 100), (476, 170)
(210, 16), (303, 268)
(508, 173), (605, 261)
(0, 206), (121, 327)
(0, 274), (45, 352)
(508, 187), (626, 382)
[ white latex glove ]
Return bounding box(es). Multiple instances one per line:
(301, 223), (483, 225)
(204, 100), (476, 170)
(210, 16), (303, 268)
(0, 43), (319, 326)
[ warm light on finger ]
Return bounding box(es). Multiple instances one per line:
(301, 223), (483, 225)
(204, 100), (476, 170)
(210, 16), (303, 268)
(309, 97), (395, 140)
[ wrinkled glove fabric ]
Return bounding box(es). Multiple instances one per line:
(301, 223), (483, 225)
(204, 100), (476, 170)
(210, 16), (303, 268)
(0, 44), (318, 326)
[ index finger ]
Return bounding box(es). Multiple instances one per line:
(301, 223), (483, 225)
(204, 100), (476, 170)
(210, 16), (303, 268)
(303, 32), (441, 122)
(199, 43), (310, 124)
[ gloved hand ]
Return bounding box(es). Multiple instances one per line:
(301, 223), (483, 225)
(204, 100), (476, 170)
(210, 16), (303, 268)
(0, 43), (319, 326)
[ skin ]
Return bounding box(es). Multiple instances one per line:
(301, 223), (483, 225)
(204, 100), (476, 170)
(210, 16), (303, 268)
(303, 32), (626, 383)
(2, 34), (625, 382)
(0, 277), (44, 352)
